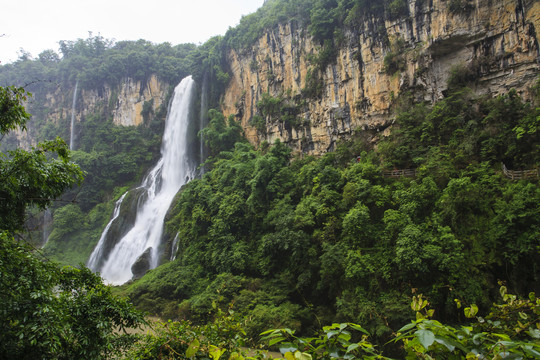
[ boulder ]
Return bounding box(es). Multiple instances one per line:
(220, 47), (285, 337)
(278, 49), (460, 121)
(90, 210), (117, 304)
(131, 247), (152, 279)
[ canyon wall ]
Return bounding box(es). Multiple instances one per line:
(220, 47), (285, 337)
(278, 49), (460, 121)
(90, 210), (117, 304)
(19, 75), (169, 149)
(18, 0), (540, 157)
(222, 0), (540, 156)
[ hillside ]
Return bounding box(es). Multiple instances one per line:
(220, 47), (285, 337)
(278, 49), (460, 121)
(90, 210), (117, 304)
(0, 0), (538, 354)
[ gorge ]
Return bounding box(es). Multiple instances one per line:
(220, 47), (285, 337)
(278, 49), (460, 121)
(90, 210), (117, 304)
(0, 0), (538, 354)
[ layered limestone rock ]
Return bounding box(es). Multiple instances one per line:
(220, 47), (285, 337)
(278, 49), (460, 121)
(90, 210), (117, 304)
(20, 75), (169, 149)
(222, 0), (540, 156)
(79, 75), (168, 127)
(110, 75), (168, 126)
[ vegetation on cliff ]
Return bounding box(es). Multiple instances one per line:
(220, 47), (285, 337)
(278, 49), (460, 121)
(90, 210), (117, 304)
(119, 79), (539, 351)
(0, 35), (196, 92)
(0, 0), (538, 357)
(224, 0), (403, 51)
(0, 36), (199, 261)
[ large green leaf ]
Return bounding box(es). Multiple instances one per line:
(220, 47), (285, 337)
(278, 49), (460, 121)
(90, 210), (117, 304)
(209, 345), (226, 360)
(185, 338), (200, 358)
(415, 329), (435, 350)
(397, 322), (416, 333)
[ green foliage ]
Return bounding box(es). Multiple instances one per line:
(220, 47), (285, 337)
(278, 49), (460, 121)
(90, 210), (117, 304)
(250, 114), (267, 134)
(383, 36), (406, 75)
(125, 304), (249, 360)
(310, 39), (338, 71)
(0, 139), (84, 231)
(395, 289), (540, 359)
(309, 0), (339, 42)
(201, 109), (246, 157)
(303, 67), (324, 99)
(120, 260), (209, 319)
(447, 63), (477, 91)
(448, 0), (475, 14)
(0, 233), (144, 360)
(0, 86), (30, 134)
(386, 0), (408, 20)
(223, 0), (406, 52)
(255, 288), (539, 359)
(122, 288), (539, 358)
(0, 36), (197, 95)
(43, 200), (114, 266)
(141, 98), (154, 122)
(224, 0), (312, 50)
(0, 84), (144, 359)
(188, 36), (231, 109)
(343, 0), (385, 28)
(379, 86), (539, 170)
(50, 204), (86, 238)
(0, 85), (84, 232)
(261, 322), (388, 359)
(256, 91), (303, 130)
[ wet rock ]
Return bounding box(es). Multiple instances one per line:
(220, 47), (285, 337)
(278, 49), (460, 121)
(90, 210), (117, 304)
(92, 187), (147, 271)
(131, 247), (152, 279)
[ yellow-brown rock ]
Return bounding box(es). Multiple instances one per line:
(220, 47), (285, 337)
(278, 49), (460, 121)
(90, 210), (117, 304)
(111, 75), (168, 126)
(19, 75), (169, 149)
(222, 0), (540, 156)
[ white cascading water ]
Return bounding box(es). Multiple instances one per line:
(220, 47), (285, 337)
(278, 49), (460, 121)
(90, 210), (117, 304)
(97, 76), (196, 285)
(87, 192), (128, 271)
(42, 208), (52, 247)
(69, 80), (78, 151)
(170, 233), (180, 261)
(199, 75), (208, 172)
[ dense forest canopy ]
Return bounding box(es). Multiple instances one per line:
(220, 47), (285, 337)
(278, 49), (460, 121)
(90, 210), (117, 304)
(0, 0), (539, 358)
(0, 36), (196, 90)
(124, 80), (540, 337)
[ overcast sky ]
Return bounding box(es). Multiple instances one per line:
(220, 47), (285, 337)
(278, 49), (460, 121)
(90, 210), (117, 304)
(1, 0), (265, 64)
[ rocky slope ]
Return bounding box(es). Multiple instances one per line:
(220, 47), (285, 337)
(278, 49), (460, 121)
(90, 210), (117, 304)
(222, 0), (540, 156)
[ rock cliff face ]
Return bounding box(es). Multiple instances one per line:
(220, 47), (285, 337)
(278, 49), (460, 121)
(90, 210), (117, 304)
(21, 75), (169, 149)
(222, 0), (540, 156)
(109, 75), (169, 127)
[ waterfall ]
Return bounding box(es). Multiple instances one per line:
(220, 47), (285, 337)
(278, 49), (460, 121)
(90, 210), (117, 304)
(42, 208), (52, 246)
(69, 81), (79, 151)
(96, 76), (196, 285)
(170, 233), (180, 261)
(87, 192), (128, 271)
(199, 75), (208, 172)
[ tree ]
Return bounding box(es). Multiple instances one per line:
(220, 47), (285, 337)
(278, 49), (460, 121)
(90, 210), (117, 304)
(0, 86), (144, 359)
(0, 233), (143, 359)
(0, 137), (85, 232)
(200, 109), (246, 157)
(0, 86), (29, 135)
(0, 86), (84, 231)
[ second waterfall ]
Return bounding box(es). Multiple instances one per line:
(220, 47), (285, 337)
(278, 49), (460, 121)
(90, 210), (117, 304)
(93, 76), (197, 285)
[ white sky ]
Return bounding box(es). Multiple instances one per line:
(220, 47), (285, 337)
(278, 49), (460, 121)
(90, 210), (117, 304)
(1, 0), (265, 64)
